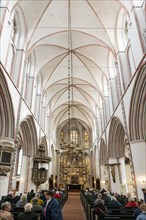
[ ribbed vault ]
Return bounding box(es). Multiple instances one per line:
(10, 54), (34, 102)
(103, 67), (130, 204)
(7, 0), (131, 137)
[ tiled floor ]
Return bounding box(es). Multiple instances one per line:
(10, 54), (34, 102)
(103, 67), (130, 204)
(62, 192), (86, 220)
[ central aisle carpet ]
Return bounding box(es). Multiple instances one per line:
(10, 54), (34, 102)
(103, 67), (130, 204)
(62, 192), (86, 220)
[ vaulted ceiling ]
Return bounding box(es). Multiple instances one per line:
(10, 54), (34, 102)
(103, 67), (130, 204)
(11, 0), (131, 131)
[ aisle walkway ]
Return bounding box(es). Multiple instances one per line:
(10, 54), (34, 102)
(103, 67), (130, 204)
(62, 192), (86, 220)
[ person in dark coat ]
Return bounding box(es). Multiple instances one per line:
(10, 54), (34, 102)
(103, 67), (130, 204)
(17, 203), (38, 220)
(43, 191), (60, 220)
(27, 190), (35, 202)
(109, 196), (122, 208)
(11, 192), (21, 208)
(2, 191), (14, 203)
(133, 201), (143, 218)
(142, 188), (146, 203)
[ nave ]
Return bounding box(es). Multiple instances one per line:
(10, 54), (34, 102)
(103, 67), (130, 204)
(62, 191), (86, 220)
(0, 0), (146, 208)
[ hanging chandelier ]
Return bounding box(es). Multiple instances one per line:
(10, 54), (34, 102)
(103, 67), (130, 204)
(56, 2), (90, 187)
(58, 0), (79, 155)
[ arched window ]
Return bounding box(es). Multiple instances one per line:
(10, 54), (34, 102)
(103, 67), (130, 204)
(17, 148), (23, 176)
(11, 15), (19, 49)
(10, 13), (20, 81)
(70, 130), (78, 144)
(60, 132), (64, 141)
(116, 9), (131, 90)
(7, 8), (25, 87)
(127, 46), (135, 77)
(34, 73), (42, 120)
(24, 54), (35, 108)
(108, 53), (119, 111)
(84, 130), (89, 148)
(85, 130), (88, 143)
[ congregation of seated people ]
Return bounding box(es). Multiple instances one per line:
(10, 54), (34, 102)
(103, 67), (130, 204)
(82, 188), (146, 220)
(0, 188), (67, 220)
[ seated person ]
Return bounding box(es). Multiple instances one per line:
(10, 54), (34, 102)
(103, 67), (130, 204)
(125, 197), (138, 208)
(16, 194), (27, 208)
(31, 193), (44, 206)
(31, 197), (43, 213)
(133, 201), (143, 217)
(102, 192), (111, 206)
(0, 201), (14, 220)
(109, 196), (122, 208)
(17, 203), (38, 220)
(136, 203), (146, 220)
(11, 191), (21, 204)
(2, 191), (14, 203)
(93, 199), (107, 217)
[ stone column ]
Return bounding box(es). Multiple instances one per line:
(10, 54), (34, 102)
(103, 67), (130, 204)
(108, 158), (121, 194)
(27, 156), (36, 192)
(19, 155), (28, 193)
(130, 140), (146, 200)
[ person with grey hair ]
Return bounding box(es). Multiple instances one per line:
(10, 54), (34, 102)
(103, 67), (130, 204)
(0, 202), (14, 220)
(16, 194), (27, 208)
(17, 203), (38, 220)
(93, 199), (107, 217)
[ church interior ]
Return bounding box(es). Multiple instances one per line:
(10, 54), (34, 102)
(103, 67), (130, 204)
(0, 0), (146, 219)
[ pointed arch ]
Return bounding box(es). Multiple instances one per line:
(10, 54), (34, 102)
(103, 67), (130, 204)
(129, 62), (146, 141)
(16, 115), (38, 156)
(108, 117), (125, 158)
(0, 64), (15, 138)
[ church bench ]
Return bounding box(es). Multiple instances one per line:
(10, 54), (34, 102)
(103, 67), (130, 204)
(12, 212), (43, 220)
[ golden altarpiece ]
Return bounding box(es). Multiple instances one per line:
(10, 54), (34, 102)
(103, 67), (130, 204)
(57, 127), (90, 188)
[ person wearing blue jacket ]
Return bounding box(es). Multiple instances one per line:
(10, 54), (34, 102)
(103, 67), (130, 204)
(136, 203), (146, 220)
(44, 191), (61, 220)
